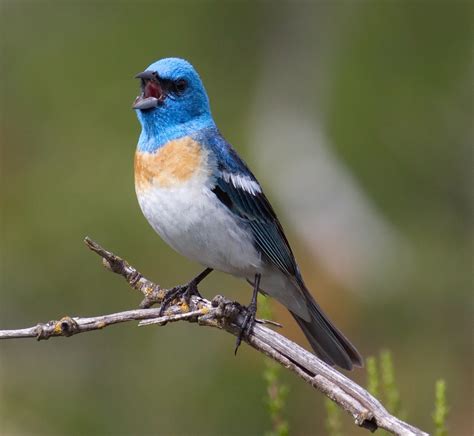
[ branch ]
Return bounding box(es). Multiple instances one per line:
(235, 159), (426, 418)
(0, 237), (427, 436)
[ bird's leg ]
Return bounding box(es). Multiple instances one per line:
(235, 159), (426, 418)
(159, 268), (213, 316)
(235, 273), (261, 354)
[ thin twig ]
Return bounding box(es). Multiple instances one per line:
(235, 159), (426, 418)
(0, 237), (428, 436)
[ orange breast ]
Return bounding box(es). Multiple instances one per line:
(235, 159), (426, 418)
(135, 137), (204, 190)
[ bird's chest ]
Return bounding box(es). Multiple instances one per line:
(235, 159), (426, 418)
(135, 137), (212, 233)
(134, 137), (261, 275)
(135, 136), (209, 190)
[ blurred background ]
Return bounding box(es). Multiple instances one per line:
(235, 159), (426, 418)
(1, 1), (472, 435)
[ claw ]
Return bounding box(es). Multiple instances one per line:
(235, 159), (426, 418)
(234, 273), (261, 355)
(234, 305), (257, 354)
(158, 285), (190, 316)
(157, 268), (212, 317)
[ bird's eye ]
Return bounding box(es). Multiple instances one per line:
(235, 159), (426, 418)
(174, 79), (187, 93)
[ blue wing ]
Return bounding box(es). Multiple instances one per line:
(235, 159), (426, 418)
(193, 127), (299, 278)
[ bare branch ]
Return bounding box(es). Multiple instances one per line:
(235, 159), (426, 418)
(0, 237), (428, 436)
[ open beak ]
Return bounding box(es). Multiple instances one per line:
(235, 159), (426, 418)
(132, 71), (163, 110)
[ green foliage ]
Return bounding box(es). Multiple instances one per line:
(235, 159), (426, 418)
(366, 356), (379, 397)
(379, 350), (402, 417)
(324, 399), (342, 436)
(260, 295), (289, 436)
(433, 379), (448, 436)
(366, 351), (402, 416)
(363, 351), (405, 435)
(365, 351), (451, 436)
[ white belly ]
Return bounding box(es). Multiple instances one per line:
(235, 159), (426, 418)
(136, 181), (262, 277)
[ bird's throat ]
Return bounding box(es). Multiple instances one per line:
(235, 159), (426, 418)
(136, 112), (215, 153)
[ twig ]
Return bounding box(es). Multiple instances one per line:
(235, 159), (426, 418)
(0, 237), (428, 436)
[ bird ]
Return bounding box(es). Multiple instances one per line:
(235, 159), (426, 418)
(132, 57), (363, 370)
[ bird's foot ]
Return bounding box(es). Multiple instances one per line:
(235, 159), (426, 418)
(158, 280), (202, 317)
(234, 273), (261, 355)
(234, 297), (257, 355)
(157, 268), (212, 316)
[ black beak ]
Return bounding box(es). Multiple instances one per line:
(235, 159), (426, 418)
(134, 71), (157, 81)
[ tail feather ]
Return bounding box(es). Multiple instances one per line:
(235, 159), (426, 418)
(292, 286), (363, 371)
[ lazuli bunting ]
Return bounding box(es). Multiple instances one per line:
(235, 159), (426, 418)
(132, 57), (362, 370)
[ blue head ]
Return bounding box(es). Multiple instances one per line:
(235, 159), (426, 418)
(133, 58), (215, 151)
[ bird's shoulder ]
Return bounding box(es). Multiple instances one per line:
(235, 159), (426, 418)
(192, 127), (257, 181)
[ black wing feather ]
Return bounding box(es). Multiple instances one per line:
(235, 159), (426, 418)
(212, 175), (298, 278)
